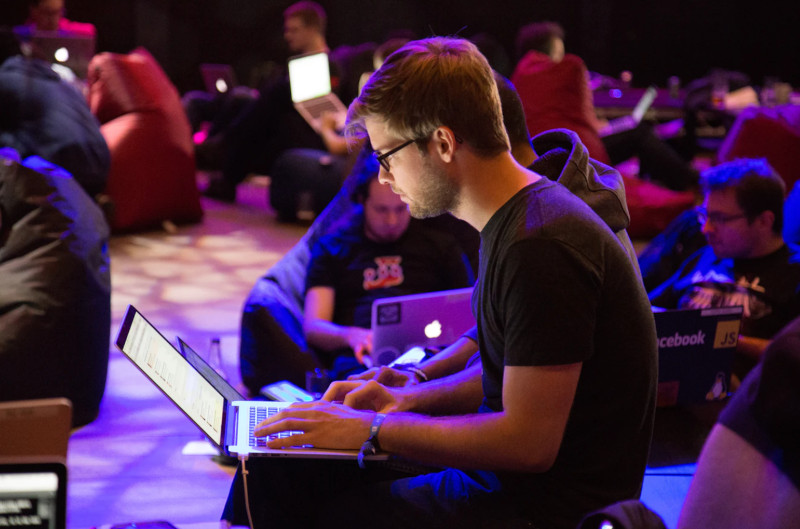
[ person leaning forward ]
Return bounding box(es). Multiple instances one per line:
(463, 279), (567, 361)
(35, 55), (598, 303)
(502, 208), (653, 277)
(222, 37), (658, 529)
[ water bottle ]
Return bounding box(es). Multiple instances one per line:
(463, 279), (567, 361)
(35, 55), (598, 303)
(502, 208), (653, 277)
(208, 337), (226, 379)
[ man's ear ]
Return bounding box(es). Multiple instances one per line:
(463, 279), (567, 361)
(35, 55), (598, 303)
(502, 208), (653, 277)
(754, 209), (776, 233)
(431, 126), (459, 163)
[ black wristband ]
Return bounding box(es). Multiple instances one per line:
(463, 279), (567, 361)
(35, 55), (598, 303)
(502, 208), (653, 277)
(358, 413), (387, 469)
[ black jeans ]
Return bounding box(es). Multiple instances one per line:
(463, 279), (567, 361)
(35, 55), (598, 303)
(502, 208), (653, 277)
(222, 457), (531, 529)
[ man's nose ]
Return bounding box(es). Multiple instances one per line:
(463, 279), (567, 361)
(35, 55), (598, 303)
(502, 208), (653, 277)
(378, 168), (392, 185)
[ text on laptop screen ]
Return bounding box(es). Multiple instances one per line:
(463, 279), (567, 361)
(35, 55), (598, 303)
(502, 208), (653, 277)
(0, 471), (60, 529)
(288, 52), (332, 103)
(120, 312), (225, 445)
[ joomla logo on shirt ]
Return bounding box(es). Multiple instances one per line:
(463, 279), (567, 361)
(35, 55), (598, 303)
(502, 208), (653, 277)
(658, 330), (706, 348)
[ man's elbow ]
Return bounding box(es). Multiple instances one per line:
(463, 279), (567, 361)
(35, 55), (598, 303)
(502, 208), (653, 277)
(512, 442), (560, 473)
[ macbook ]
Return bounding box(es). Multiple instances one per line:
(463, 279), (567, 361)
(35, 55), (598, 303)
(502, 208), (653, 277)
(200, 63), (237, 95)
(115, 305), (385, 461)
(287, 51), (347, 132)
(23, 31), (95, 79)
(654, 305), (743, 406)
(371, 287), (475, 366)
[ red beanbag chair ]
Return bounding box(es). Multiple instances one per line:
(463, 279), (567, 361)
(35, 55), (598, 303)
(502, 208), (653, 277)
(622, 174), (696, 239)
(717, 105), (800, 192)
(88, 47), (202, 232)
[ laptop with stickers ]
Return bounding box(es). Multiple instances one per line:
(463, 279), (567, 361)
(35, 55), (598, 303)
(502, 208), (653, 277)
(115, 305), (385, 461)
(654, 306), (743, 406)
(371, 287), (475, 367)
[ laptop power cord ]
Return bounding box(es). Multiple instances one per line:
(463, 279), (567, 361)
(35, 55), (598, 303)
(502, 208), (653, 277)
(239, 454), (255, 529)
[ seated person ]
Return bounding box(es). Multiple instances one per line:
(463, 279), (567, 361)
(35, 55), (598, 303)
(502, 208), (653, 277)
(0, 28), (109, 197)
(511, 21), (698, 191)
(649, 158), (800, 376)
(355, 71), (642, 388)
(201, 1), (354, 202)
(677, 314), (800, 528)
(14, 0), (96, 38)
(222, 37), (656, 529)
(302, 149), (475, 380)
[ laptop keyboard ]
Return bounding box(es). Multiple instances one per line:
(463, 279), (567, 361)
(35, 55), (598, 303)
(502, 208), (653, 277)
(305, 98), (340, 119)
(248, 405), (300, 447)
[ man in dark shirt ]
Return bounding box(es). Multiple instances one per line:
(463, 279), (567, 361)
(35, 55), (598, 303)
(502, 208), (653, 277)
(303, 155), (473, 377)
(224, 37), (657, 529)
(650, 158), (800, 373)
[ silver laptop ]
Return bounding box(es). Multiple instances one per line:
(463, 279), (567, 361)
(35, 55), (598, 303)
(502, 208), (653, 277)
(654, 305), (743, 406)
(600, 85), (658, 136)
(371, 287), (475, 367)
(287, 51), (347, 132)
(200, 63), (237, 95)
(26, 31), (95, 79)
(115, 305), (384, 461)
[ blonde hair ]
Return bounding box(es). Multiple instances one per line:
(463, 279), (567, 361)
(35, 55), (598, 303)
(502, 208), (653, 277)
(347, 37), (509, 158)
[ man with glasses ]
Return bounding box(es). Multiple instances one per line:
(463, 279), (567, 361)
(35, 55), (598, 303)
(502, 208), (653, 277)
(650, 158), (800, 374)
(299, 148), (473, 380)
(223, 37), (657, 529)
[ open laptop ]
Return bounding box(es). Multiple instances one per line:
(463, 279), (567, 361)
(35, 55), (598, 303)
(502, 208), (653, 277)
(0, 398), (72, 459)
(371, 287), (475, 367)
(200, 63), (237, 95)
(115, 305), (384, 461)
(0, 460), (67, 529)
(287, 51), (347, 132)
(599, 85), (658, 136)
(654, 305), (743, 406)
(23, 31), (96, 79)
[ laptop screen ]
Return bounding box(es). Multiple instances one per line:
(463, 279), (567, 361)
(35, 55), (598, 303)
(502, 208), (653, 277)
(0, 462), (67, 529)
(117, 309), (226, 446)
(25, 31), (95, 79)
(287, 52), (332, 103)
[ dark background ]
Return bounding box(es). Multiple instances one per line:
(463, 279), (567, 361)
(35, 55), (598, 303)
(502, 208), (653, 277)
(7, 0), (799, 96)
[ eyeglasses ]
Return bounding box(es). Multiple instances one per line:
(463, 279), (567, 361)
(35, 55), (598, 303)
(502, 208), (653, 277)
(695, 207), (748, 226)
(373, 134), (463, 172)
(374, 139), (417, 172)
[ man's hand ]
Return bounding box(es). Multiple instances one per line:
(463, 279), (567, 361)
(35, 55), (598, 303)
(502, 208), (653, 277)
(323, 379), (407, 413)
(254, 400), (374, 450)
(348, 365), (420, 387)
(343, 327), (373, 365)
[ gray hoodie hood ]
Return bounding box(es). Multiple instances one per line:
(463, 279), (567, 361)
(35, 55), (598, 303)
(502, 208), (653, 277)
(530, 128), (640, 275)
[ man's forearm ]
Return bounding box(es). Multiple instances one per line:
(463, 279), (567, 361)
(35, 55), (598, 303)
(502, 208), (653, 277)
(399, 364), (483, 415)
(417, 336), (479, 381)
(304, 319), (352, 352)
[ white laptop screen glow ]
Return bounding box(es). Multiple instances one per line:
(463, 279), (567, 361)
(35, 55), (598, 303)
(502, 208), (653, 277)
(120, 313), (225, 446)
(288, 52), (332, 103)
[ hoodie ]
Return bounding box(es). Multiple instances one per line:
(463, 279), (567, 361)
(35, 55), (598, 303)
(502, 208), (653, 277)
(530, 127), (641, 277)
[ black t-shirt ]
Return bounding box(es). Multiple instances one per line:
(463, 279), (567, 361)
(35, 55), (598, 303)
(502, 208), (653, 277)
(718, 315), (800, 490)
(475, 178), (658, 529)
(649, 245), (800, 340)
(306, 216), (474, 329)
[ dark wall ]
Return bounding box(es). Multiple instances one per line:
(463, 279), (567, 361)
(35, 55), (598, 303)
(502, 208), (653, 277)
(9, 0), (799, 95)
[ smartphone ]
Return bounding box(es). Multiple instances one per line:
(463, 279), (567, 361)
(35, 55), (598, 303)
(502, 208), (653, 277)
(110, 521), (179, 529)
(388, 346), (430, 367)
(259, 380), (315, 402)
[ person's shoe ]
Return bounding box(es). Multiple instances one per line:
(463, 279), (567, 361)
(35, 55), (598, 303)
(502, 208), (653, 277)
(203, 178), (237, 202)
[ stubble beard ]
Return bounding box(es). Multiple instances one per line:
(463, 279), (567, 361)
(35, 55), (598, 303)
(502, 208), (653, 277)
(407, 157), (460, 219)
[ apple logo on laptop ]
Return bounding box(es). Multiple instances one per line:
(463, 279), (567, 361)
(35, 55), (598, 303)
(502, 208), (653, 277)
(424, 320), (442, 339)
